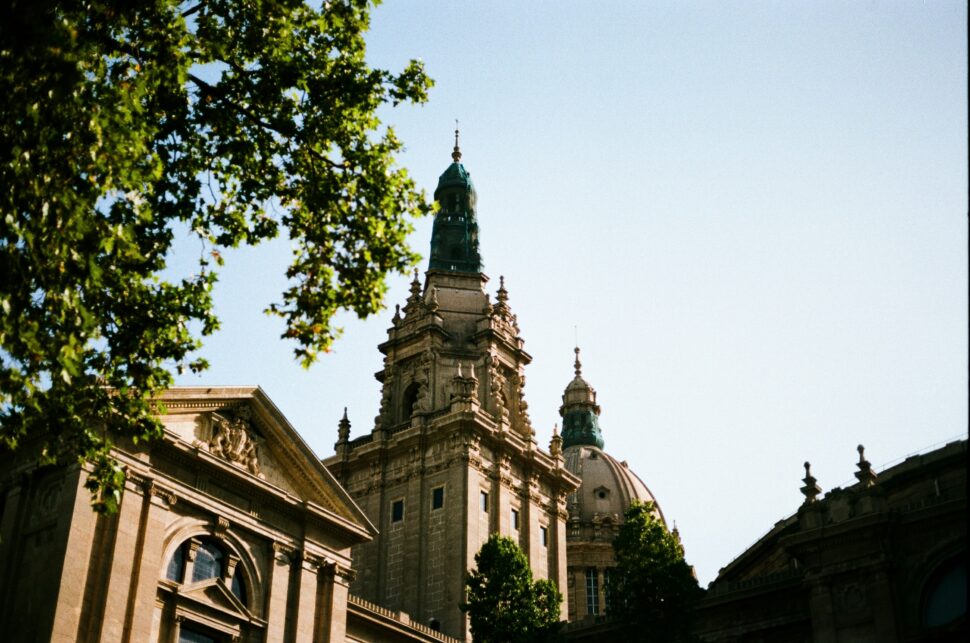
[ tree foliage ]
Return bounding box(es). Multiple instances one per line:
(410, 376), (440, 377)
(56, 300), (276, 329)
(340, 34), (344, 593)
(609, 501), (704, 643)
(0, 0), (432, 512)
(462, 534), (563, 643)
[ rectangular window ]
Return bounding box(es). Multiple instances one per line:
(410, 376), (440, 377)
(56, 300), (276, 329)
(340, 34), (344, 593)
(179, 627), (218, 643)
(586, 568), (600, 616)
(480, 491), (489, 513)
(391, 499), (404, 523)
(432, 486), (444, 510)
(511, 508), (520, 530)
(540, 525), (549, 547)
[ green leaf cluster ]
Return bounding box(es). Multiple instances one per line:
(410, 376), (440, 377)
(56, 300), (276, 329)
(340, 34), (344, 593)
(0, 0), (432, 511)
(462, 534), (563, 643)
(609, 502), (705, 643)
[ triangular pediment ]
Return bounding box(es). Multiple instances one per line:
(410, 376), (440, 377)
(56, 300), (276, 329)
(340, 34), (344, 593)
(158, 387), (375, 541)
(178, 579), (252, 620)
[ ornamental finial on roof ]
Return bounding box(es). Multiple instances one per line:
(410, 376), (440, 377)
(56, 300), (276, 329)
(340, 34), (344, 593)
(337, 407), (351, 443)
(550, 423), (563, 457)
(574, 346), (583, 377)
(452, 120), (461, 163)
(855, 444), (877, 488)
(801, 461), (821, 504)
(496, 275), (508, 304)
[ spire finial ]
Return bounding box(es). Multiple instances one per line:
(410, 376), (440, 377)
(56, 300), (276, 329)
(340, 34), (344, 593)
(496, 276), (508, 304)
(574, 346), (583, 377)
(801, 461), (821, 504)
(452, 120), (461, 163)
(855, 444), (877, 488)
(550, 423), (563, 457)
(337, 407), (351, 443)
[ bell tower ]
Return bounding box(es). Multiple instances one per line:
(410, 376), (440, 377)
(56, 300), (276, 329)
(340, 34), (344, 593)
(325, 136), (580, 640)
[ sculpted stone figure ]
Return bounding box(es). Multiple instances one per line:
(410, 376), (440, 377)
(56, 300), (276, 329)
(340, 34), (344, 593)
(209, 414), (261, 476)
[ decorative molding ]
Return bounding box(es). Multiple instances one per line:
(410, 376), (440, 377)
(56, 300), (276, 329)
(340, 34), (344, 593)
(272, 541), (296, 565)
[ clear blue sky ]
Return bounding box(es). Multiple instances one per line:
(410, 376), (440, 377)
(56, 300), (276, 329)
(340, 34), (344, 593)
(174, 0), (968, 586)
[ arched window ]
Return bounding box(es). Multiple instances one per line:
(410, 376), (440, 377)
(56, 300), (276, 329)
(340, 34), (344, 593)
(401, 382), (420, 422)
(163, 536), (248, 607)
(160, 534), (256, 642)
(922, 556), (967, 628)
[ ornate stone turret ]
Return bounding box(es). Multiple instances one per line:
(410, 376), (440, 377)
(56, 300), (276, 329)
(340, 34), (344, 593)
(560, 347), (604, 449)
(429, 127), (482, 273)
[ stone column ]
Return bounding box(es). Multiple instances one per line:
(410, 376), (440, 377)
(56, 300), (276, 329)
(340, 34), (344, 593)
(98, 477), (150, 642)
(870, 568), (900, 640)
(122, 482), (175, 642)
(293, 552), (320, 643)
(48, 470), (97, 643)
(551, 495), (570, 620)
(316, 563), (352, 643)
(808, 576), (837, 642)
(264, 542), (295, 642)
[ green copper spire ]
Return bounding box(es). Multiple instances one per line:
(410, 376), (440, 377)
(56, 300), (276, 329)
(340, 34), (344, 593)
(429, 127), (482, 273)
(559, 347), (605, 449)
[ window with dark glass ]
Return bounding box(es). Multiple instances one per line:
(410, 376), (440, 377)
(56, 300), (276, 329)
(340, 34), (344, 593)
(922, 558), (967, 627)
(480, 491), (489, 513)
(511, 508), (520, 530)
(179, 626), (218, 643)
(391, 499), (405, 523)
(192, 540), (225, 583)
(540, 526), (548, 547)
(166, 543), (186, 582)
(432, 486), (444, 510)
(231, 565), (247, 604)
(586, 568), (600, 615)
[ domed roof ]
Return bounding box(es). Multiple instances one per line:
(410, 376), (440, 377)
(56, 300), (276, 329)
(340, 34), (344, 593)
(559, 347), (665, 528)
(564, 446), (664, 526)
(434, 161), (474, 197)
(433, 129), (475, 199)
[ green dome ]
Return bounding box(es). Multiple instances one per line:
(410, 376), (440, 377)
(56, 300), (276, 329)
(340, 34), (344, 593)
(434, 162), (475, 198)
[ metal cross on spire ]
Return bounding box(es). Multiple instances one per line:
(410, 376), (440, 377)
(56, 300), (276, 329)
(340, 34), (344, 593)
(452, 119), (462, 163)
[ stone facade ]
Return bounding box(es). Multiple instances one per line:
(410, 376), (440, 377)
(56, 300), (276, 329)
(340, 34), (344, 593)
(324, 268), (580, 640)
(694, 440), (967, 642)
(0, 387), (457, 643)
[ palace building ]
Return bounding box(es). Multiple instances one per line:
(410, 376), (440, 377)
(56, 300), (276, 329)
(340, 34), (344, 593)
(1, 137), (962, 643)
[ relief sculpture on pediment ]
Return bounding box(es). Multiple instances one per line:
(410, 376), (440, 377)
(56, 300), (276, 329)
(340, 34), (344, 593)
(208, 413), (263, 477)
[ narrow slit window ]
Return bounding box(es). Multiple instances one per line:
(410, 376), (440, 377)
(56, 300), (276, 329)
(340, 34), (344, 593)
(480, 491), (489, 513)
(511, 508), (520, 530)
(540, 525), (549, 547)
(432, 486), (444, 510)
(392, 499), (405, 523)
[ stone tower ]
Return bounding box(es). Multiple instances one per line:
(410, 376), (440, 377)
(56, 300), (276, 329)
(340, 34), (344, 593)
(324, 135), (580, 640)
